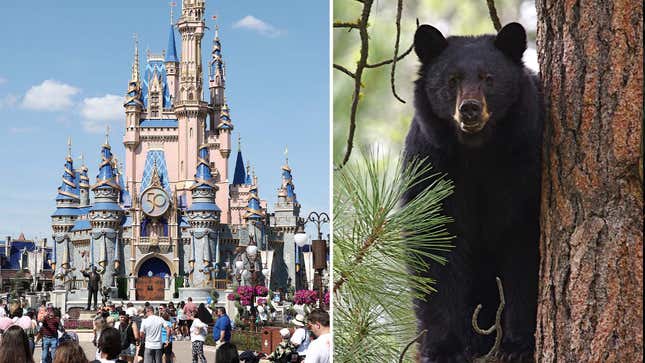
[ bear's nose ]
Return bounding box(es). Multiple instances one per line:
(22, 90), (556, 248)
(459, 100), (482, 122)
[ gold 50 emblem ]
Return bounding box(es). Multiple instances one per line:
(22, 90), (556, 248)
(141, 187), (169, 217)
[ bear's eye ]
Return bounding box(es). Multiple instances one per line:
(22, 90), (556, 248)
(480, 73), (494, 86)
(448, 74), (461, 88)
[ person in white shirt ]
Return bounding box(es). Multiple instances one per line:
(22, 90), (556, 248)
(189, 304), (212, 363)
(125, 302), (137, 318)
(139, 306), (168, 363)
(290, 314), (310, 359)
(304, 309), (330, 363)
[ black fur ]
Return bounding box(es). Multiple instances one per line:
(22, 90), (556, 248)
(403, 23), (543, 363)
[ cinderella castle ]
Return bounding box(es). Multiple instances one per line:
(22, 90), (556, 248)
(49, 0), (304, 306)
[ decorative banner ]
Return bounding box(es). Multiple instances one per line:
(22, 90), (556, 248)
(260, 250), (274, 287)
(302, 251), (313, 290)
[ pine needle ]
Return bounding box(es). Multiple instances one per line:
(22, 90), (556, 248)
(334, 149), (454, 362)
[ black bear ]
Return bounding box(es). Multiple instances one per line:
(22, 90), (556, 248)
(402, 23), (543, 362)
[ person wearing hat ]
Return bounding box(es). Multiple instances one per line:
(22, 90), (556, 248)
(266, 328), (298, 362)
(290, 314), (310, 360)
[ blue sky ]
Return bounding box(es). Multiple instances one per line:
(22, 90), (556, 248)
(0, 0), (330, 242)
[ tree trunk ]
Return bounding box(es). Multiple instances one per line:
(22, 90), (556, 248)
(535, 0), (643, 362)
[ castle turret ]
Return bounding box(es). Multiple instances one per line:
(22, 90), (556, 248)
(51, 138), (80, 282)
(243, 183), (264, 222)
(176, 0), (205, 103)
(186, 144), (221, 286)
(272, 148), (301, 289)
(175, 0), (208, 195)
(89, 129), (124, 290)
(209, 23), (225, 130)
(165, 9), (179, 102)
(124, 35), (143, 150)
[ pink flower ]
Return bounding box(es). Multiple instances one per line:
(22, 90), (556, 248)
(227, 293), (240, 301)
(324, 291), (330, 305)
(294, 289), (319, 305)
(255, 285), (269, 297)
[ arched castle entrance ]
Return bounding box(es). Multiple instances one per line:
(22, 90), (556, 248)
(134, 253), (174, 301)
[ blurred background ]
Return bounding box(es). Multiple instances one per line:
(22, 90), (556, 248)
(333, 0), (538, 164)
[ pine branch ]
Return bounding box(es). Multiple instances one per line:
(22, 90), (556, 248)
(334, 150), (454, 362)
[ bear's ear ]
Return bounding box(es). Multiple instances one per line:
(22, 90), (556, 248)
(414, 25), (447, 63)
(494, 22), (527, 63)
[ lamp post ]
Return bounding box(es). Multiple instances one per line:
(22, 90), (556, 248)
(294, 211), (329, 307)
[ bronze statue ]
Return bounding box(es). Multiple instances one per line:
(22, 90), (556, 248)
(82, 265), (101, 310)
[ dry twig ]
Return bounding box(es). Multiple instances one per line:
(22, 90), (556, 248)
(472, 277), (505, 362)
(486, 0), (502, 31)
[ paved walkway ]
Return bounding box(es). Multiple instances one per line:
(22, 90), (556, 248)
(33, 335), (219, 362)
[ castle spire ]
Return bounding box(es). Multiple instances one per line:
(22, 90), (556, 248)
(284, 145), (288, 166)
(170, 1), (175, 25)
(165, 15), (178, 62)
(131, 34), (140, 84)
(67, 136), (72, 158)
(209, 16), (225, 109)
(78, 153), (90, 207)
(232, 136), (246, 185)
(55, 139), (80, 202)
(104, 124), (110, 146)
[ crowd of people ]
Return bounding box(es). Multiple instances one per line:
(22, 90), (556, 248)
(0, 297), (331, 363)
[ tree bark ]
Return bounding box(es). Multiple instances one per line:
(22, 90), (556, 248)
(535, 0), (643, 362)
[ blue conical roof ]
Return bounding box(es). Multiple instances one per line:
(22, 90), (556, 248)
(93, 143), (121, 191)
(192, 146), (218, 190)
(56, 155), (80, 201)
(244, 185), (263, 220)
(281, 164), (298, 204)
(188, 145), (220, 213)
(165, 25), (178, 62)
(232, 149), (246, 185)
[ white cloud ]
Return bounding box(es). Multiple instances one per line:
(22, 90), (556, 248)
(9, 127), (38, 134)
(21, 80), (80, 111)
(233, 15), (282, 37)
(0, 94), (18, 109)
(79, 94), (123, 133)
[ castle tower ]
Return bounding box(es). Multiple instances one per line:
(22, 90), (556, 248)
(186, 144), (221, 287)
(51, 138), (80, 283)
(175, 0), (208, 196)
(176, 0), (205, 103)
(123, 35), (143, 188)
(273, 149), (301, 289)
(89, 130), (124, 289)
(209, 24), (225, 129)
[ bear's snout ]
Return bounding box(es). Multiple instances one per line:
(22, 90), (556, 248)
(459, 99), (482, 123)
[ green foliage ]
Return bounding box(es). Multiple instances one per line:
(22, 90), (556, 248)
(333, 150), (454, 362)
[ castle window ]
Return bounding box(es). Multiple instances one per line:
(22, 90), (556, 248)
(190, 128), (193, 138)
